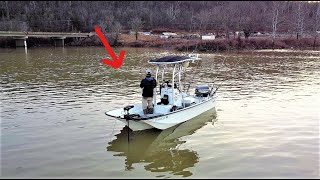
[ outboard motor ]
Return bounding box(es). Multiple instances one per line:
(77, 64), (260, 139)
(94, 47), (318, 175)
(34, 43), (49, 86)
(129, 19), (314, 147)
(195, 85), (210, 97)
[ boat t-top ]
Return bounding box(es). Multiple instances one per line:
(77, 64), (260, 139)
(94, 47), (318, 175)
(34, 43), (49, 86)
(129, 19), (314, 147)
(105, 54), (218, 131)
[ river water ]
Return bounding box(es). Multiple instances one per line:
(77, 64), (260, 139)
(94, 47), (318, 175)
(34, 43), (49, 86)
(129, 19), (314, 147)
(1, 47), (319, 178)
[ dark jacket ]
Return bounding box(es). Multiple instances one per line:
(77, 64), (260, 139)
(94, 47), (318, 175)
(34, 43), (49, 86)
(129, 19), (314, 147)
(140, 77), (157, 97)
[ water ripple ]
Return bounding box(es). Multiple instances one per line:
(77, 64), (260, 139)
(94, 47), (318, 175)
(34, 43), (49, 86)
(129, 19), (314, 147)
(1, 47), (319, 178)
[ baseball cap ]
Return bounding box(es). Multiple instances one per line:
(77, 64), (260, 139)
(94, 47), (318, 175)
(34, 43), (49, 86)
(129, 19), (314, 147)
(146, 69), (152, 74)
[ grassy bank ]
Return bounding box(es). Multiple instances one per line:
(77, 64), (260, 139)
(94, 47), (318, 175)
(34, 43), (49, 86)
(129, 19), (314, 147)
(118, 34), (320, 51)
(115, 34), (320, 51)
(174, 37), (320, 51)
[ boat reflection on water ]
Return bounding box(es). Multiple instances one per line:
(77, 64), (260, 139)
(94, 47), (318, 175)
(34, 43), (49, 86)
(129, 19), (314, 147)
(107, 108), (217, 177)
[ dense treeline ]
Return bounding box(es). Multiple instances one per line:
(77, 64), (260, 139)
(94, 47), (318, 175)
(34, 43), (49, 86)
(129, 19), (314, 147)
(1, 1), (319, 50)
(0, 1), (319, 37)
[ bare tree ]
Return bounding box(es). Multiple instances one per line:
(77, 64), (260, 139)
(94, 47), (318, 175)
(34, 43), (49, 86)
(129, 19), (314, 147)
(166, 1), (181, 23)
(195, 10), (212, 34)
(234, 1), (254, 39)
(223, 6), (236, 40)
(31, 1), (36, 10)
(111, 21), (122, 45)
(313, 3), (320, 49)
(272, 1), (280, 49)
(269, 1), (290, 49)
(296, 2), (305, 39)
(131, 17), (143, 40)
(98, 15), (114, 35)
(189, 11), (195, 33)
(5, 1), (10, 20)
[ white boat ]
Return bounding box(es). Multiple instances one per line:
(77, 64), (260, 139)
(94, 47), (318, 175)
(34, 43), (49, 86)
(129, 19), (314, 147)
(105, 54), (219, 131)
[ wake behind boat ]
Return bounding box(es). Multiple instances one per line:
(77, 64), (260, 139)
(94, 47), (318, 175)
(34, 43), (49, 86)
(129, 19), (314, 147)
(105, 54), (219, 131)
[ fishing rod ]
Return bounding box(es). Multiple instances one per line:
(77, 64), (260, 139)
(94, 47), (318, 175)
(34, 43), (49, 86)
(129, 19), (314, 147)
(181, 39), (200, 93)
(184, 61), (199, 93)
(210, 79), (223, 96)
(209, 54), (244, 96)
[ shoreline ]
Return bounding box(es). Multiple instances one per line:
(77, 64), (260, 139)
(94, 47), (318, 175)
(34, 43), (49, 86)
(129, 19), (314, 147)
(1, 34), (319, 52)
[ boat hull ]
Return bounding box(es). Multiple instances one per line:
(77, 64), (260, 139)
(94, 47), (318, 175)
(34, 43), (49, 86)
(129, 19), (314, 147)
(113, 96), (216, 131)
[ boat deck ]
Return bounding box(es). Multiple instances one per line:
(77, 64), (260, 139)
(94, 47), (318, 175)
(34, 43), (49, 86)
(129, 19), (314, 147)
(140, 113), (164, 120)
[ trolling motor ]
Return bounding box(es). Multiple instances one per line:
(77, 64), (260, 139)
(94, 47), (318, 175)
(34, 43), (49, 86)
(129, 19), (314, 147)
(123, 105), (140, 121)
(123, 105), (141, 143)
(123, 105), (134, 143)
(123, 105), (134, 120)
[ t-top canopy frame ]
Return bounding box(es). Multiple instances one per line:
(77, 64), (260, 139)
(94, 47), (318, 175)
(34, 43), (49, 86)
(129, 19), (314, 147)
(148, 54), (201, 65)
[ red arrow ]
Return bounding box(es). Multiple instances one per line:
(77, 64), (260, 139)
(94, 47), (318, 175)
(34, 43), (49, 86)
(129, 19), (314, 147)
(94, 25), (125, 68)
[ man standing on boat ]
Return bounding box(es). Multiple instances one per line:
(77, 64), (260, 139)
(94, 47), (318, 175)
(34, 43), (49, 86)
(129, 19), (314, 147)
(140, 69), (157, 115)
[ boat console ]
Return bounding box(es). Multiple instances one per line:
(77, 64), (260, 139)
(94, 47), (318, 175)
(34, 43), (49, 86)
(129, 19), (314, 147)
(159, 80), (175, 105)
